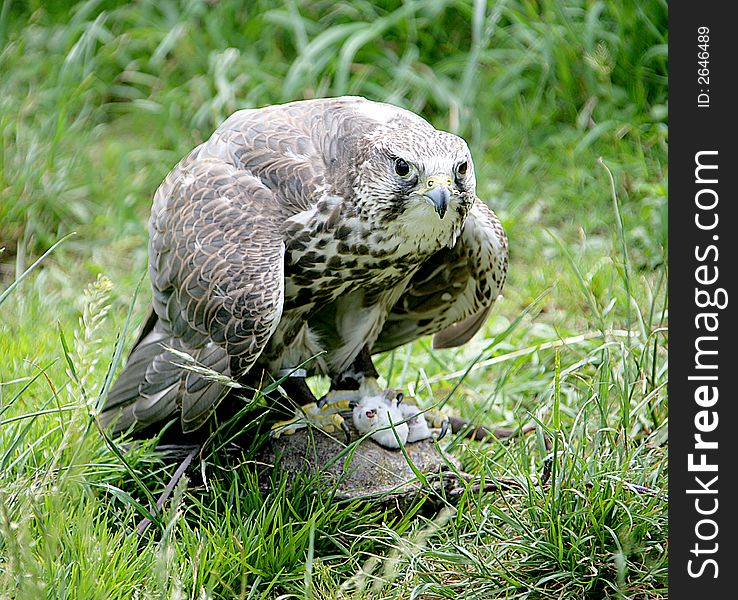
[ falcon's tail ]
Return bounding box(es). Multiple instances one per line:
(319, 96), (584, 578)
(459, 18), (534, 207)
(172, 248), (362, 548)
(100, 308), (179, 433)
(100, 306), (235, 435)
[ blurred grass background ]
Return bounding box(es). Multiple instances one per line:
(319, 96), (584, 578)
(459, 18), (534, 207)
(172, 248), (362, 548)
(1, 0), (667, 598)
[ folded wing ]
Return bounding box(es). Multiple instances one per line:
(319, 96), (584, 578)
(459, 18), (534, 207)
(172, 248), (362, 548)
(102, 156), (285, 433)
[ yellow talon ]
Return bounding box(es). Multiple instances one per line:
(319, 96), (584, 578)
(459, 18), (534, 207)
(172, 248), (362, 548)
(269, 396), (351, 439)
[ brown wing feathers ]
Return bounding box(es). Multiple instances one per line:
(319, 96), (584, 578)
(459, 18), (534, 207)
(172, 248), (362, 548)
(103, 157), (286, 432)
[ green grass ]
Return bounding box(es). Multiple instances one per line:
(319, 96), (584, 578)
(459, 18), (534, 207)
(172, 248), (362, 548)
(1, 0), (667, 598)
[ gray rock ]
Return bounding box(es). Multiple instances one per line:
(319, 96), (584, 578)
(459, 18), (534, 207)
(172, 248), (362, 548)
(257, 420), (461, 502)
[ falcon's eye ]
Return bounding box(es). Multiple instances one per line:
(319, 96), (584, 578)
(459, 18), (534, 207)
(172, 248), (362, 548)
(394, 158), (410, 177)
(456, 161), (469, 177)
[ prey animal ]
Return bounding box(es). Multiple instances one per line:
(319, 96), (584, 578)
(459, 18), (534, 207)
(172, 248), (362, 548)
(101, 96), (508, 448)
(350, 391), (446, 448)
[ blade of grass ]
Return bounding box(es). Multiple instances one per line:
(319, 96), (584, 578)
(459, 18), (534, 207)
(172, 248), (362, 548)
(0, 232), (75, 307)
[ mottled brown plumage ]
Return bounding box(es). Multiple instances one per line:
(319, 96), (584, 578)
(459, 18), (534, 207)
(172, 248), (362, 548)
(102, 96), (508, 434)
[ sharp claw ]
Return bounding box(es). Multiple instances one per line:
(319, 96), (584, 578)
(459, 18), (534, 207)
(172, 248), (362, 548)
(317, 394), (328, 408)
(395, 392), (404, 404)
(340, 419), (352, 445)
(437, 418), (449, 441)
(348, 399), (359, 409)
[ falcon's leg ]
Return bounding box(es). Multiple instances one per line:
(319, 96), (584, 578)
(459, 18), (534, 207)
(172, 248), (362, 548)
(318, 345), (383, 410)
(279, 375), (319, 406)
(269, 372), (351, 442)
(328, 345), (380, 393)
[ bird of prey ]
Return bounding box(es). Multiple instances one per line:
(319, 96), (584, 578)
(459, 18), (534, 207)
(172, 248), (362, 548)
(101, 96), (508, 447)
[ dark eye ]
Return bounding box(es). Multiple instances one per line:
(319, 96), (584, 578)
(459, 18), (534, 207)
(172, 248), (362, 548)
(394, 158), (410, 177)
(456, 161), (468, 177)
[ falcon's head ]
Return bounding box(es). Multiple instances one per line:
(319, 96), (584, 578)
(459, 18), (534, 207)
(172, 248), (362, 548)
(350, 107), (476, 247)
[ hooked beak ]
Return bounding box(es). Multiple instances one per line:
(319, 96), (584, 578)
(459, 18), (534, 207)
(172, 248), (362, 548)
(423, 178), (453, 219)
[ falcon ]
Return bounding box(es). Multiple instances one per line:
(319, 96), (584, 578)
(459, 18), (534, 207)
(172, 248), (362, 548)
(101, 96), (508, 447)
